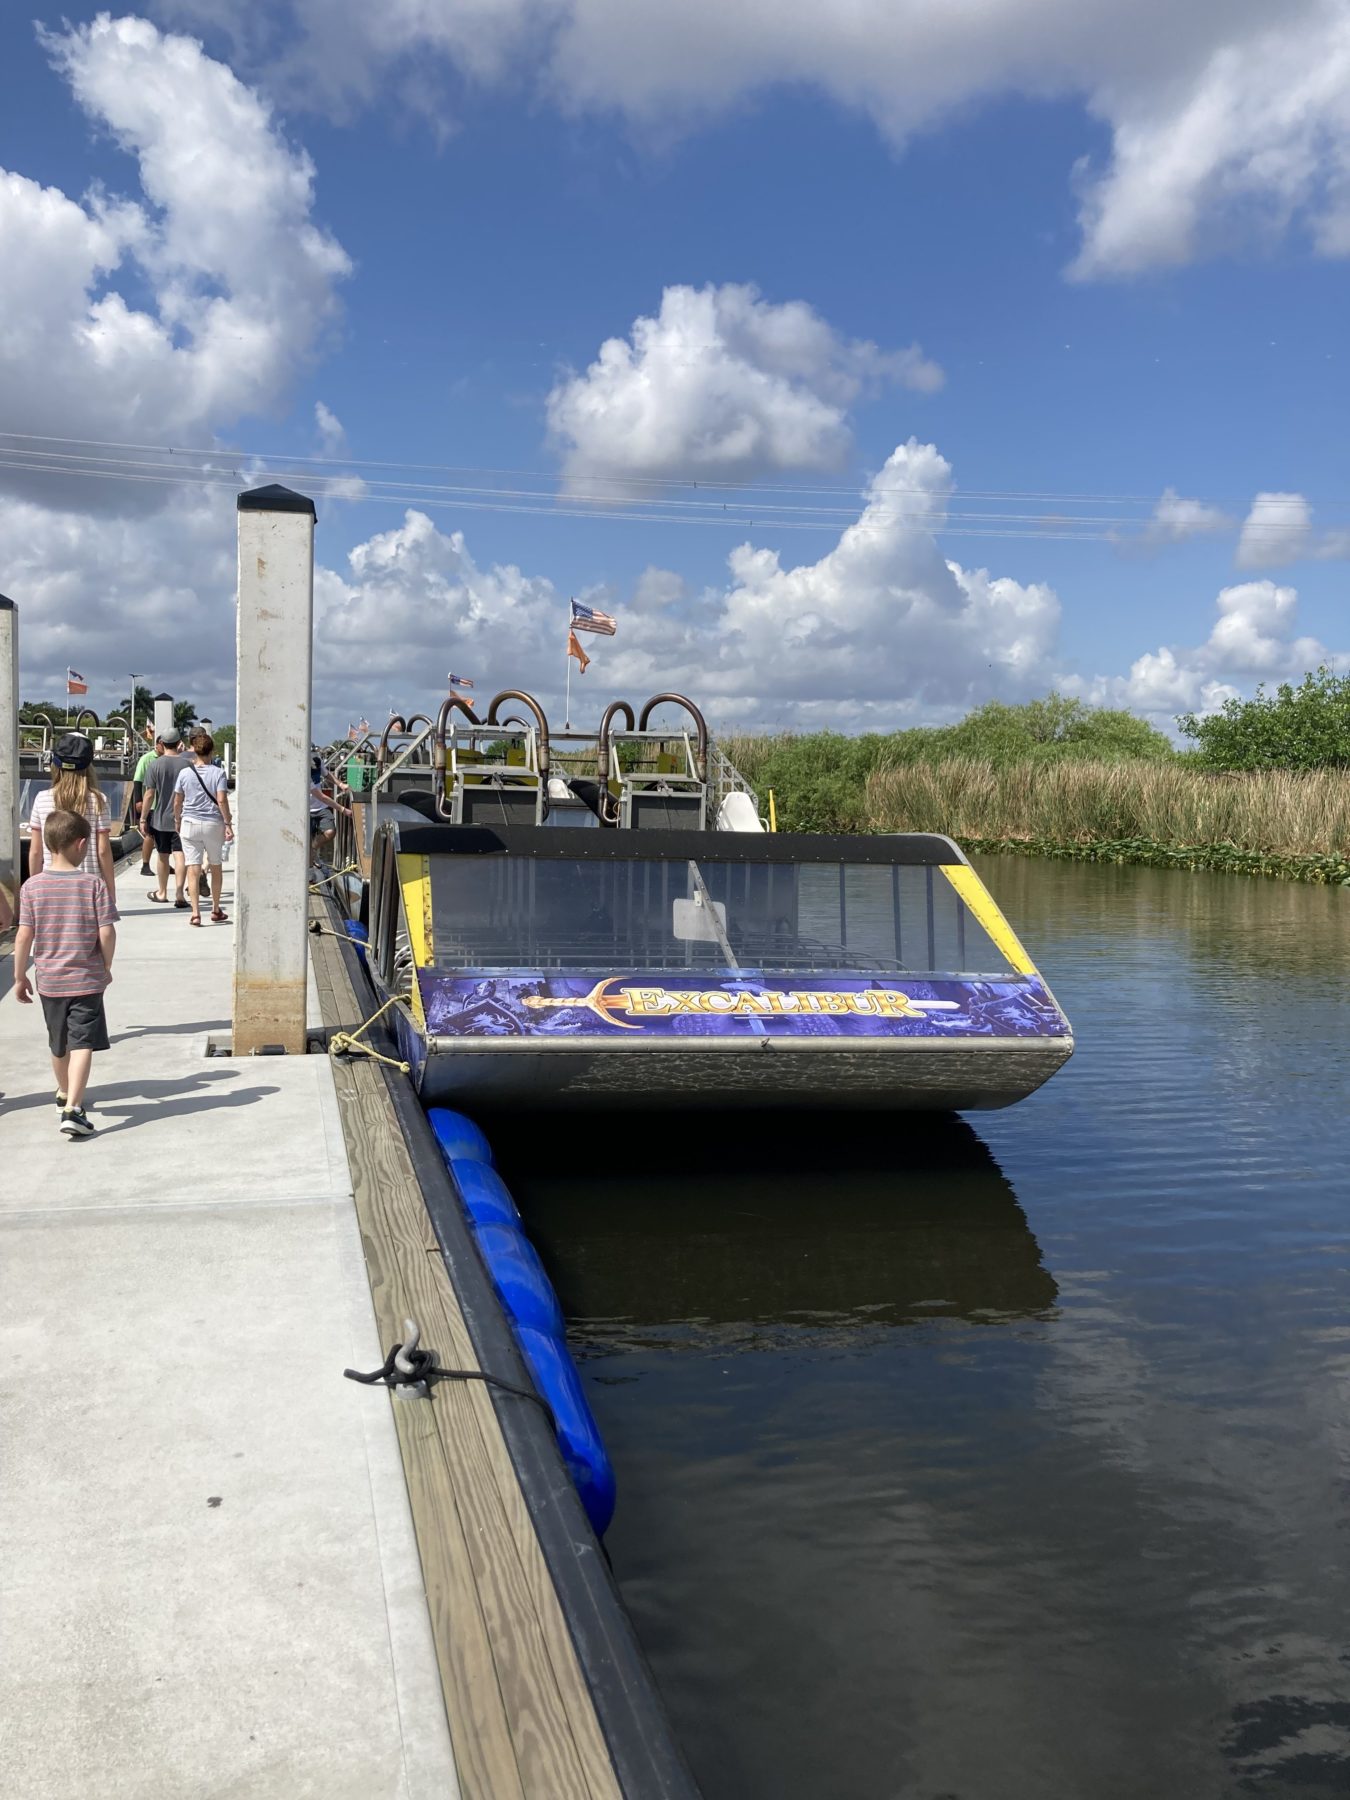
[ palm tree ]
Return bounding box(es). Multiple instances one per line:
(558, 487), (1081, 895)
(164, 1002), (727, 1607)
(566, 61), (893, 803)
(116, 685), (155, 726)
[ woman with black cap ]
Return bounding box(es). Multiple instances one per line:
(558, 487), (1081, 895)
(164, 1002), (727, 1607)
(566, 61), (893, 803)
(28, 733), (116, 905)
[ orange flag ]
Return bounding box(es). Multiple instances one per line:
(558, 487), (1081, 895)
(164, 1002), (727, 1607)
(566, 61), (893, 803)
(567, 628), (591, 673)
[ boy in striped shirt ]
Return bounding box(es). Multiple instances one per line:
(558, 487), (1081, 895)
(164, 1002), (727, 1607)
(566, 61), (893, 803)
(13, 808), (117, 1139)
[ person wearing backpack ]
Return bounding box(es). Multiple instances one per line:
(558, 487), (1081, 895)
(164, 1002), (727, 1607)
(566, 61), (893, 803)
(172, 730), (234, 925)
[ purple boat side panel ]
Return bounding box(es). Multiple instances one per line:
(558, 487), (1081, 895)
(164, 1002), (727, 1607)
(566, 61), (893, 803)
(419, 971), (1069, 1040)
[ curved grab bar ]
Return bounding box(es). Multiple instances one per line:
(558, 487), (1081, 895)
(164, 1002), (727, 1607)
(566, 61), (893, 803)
(485, 689), (550, 785)
(595, 699), (635, 824)
(596, 700), (635, 780)
(377, 716), (408, 768)
(433, 694), (484, 817)
(434, 695), (482, 750)
(403, 712), (435, 738)
(637, 692), (709, 783)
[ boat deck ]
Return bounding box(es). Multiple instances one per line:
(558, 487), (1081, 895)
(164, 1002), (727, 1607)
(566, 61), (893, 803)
(0, 853), (630, 1797)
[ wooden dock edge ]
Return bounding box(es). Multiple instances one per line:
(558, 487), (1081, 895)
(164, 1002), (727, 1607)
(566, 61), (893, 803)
(309, 900), (700, 1800)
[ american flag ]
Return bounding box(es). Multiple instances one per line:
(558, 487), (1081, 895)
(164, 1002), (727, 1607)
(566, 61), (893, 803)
(66, 668), (88, 696)
(446, 672), (475, 690)
(570, 600), (616, 637)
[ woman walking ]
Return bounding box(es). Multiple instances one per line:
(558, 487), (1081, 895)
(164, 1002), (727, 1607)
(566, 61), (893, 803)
(28, 733), (116, 905)
(172, 731), (234, 925)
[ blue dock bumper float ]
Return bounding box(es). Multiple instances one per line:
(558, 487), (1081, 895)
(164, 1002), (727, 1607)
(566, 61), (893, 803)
(426, 1107), (617, 1536)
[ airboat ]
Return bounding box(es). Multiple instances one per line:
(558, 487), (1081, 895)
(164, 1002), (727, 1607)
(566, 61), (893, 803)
(323, 690), (1074, 1111)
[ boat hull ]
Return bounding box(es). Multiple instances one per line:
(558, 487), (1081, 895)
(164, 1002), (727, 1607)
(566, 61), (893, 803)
(416, 1034), (1073, 1111)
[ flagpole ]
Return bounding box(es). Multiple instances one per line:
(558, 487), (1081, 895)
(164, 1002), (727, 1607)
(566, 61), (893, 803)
(564, 598), (572, 730)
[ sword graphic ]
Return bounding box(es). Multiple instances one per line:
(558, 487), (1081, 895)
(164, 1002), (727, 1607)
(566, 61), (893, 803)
(521, 978), (642, 1029)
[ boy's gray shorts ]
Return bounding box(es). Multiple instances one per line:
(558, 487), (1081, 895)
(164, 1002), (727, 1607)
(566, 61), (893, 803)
(40, 993), (110, 1057)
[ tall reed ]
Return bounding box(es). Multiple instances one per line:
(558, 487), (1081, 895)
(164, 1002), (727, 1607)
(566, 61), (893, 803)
(864, 758), (1350, 857)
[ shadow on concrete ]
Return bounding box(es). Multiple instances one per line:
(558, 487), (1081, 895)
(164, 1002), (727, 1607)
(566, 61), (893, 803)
(0, 1068), (241, 1119)
(111, 1020), (230, 1043)
(92, 1083), (280, 1136)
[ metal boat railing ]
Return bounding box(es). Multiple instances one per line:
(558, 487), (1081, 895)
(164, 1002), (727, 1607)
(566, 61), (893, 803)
(706, 742), (760, 822)
(335, 688), (759, 836)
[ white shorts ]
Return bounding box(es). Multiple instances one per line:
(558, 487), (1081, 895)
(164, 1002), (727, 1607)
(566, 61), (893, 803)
(181, 815), (225, 867)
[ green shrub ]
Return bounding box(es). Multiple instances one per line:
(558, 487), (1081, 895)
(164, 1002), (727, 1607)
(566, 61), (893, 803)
(721, 695), (1175, 831)
(1178, 666), (1350, 770)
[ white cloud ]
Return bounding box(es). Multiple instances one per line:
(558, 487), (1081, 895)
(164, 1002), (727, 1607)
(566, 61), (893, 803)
(313, 509), (564, 722)
(1082, 578), (1337, 717)
(1234, 490), (1350, 568)
(1133, 488), (1233, 550)
(311, 440), (1061, 733)
(155, 0), (1350, 279)
(314, 401), (347, 453)
(547, 283), (942, 490)
(0, 487), (238, 713)
(1236, 491), (1313, 569)
(631, 567), (686, 611)
(0, 15), (348, 513)
(1069, 5), (1350, 278)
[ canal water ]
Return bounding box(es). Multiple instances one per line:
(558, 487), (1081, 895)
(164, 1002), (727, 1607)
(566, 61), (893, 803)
(496, 857), (1350, 1800)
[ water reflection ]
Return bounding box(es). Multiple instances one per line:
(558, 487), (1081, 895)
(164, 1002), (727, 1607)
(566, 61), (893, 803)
(496, 1111), (1056, 1350)
(486, 857), (1350, 1800)
(975, 850), (1349, 983)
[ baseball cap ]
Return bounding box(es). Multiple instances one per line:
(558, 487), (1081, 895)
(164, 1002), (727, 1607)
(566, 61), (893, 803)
(52, 732), (94, 771)
(161, 726), (183, 746)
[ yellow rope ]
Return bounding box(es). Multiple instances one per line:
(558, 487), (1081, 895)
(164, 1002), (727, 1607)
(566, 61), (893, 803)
(328, 992), (412, 1075)
(309, 861), (361, 893)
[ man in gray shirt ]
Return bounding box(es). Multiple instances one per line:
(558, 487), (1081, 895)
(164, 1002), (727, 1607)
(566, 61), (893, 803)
(139, 727), (192, 908)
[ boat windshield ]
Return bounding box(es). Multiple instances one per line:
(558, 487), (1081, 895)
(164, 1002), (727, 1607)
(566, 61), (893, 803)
(426, 854), (1020, 977)
(20, 777), (130, 825)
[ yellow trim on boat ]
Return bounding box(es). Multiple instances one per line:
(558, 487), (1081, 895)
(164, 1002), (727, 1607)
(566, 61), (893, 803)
(396, 854), (433, 1029)
(940, 864), (1037, 977)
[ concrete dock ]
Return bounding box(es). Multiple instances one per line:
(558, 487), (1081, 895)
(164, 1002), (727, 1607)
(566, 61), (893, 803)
(0, 856), (460, 1797)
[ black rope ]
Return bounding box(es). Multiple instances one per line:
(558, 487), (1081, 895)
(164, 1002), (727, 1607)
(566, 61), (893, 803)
(344, 1340), (554, 1427)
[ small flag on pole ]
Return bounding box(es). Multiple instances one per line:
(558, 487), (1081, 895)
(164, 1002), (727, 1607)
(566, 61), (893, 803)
(446, 672), (475, 690)
(66, 668), (88, 696)
(567, 629), (591, 673)
(570, 600), (616, 637)
(347, 722), (357, 740)
(358, 717), (370, 733)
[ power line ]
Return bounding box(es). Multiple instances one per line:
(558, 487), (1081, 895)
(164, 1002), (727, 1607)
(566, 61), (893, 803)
(0, 427), (1331, 513)
(0, 442), (1336, 554)
(0, 451), (1142, 540)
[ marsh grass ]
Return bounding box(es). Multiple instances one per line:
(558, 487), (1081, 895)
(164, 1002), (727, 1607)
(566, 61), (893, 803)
(864, 758), (1350, 858)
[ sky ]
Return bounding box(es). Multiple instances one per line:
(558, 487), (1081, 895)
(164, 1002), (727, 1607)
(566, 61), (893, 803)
(0, 3), (1347, 737)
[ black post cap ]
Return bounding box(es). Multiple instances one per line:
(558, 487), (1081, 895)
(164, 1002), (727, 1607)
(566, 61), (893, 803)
(237, 483), (316, 518)
(0, 592), (14, 611)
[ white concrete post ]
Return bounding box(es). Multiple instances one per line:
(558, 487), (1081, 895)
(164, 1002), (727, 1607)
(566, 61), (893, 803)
(0, 594), (17, 925)
(153, 693), (174, 740)
(232, 484), (316, 1055)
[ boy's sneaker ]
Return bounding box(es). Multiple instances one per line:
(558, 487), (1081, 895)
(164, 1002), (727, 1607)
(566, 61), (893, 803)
(54, 1091), (93, 1110)
(59, 1107), (95, 1140)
